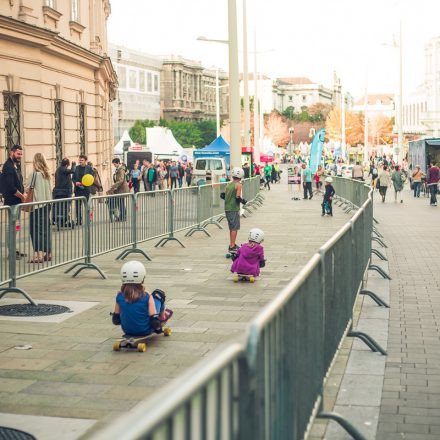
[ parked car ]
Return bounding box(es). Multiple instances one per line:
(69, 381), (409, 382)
(193, 157), (228, 185)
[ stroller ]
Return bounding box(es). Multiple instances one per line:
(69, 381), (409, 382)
(51, 189), (74, 230)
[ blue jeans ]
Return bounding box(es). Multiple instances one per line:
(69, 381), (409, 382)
(429, 184), (438, 205)
(413, 181), (421, 197)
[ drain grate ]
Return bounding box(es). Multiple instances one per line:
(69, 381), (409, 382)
(0, 304), (71, 317)
(0, 427), (36, 440)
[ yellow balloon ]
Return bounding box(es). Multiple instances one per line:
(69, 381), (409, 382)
(81, 174), (94, 187)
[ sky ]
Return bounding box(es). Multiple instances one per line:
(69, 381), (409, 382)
(107, 0), (439, 101)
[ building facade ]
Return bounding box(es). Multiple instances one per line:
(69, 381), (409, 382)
(421, 35), (440, 136)
(273, 77), (335, 113)
(403, 85), (427, 135)
(160, 56), (229, 121)
(109, 44), (162, 142)
(352, 94), (396, 118)
(0, 0), (117, 186)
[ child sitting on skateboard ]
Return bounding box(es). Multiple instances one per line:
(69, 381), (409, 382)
(230, 228), (266, 280)
(322, 176), (335, 216)
(111, 261), (172, 336)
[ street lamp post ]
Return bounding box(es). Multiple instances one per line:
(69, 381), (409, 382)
(289, 127), (294, 155)
(242, 0), (250, 148)
(227, 0), (241, 169)
(398, 20), (403, 163)
(253, 27), (260, 165)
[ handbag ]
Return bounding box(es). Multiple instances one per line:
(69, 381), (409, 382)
(22, 172), (36, 212)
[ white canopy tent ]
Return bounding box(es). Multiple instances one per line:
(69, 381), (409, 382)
(146, 127), (185, 159)
(114, 130), (135, 155)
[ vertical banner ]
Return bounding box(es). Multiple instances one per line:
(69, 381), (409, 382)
(309, 128), (326, 174)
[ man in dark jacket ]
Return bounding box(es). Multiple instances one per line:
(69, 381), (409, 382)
(53, 158), (75, 227)
(72, 154), (93, 225)
(1, 144), (24, 206)
(177, 162), (184, 188)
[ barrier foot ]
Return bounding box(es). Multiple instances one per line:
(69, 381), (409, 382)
(371, 237), (388, 248)
(116, 248), (152, 261)
(65, 262), (106, 279)
(348, 330), (387, 355)
(369, 264), (392, 280)
(371, 248), (388, 261)
(202, 219), (223, 230)
(372, 227), (384, 238)
(185, 226), (211, 237)
(317, 412), (368, 440)
(373, 216), (379, 224)
(360, 289), (390, 308)
(154, 236), (185, 248)
(0, 287), (38, 306)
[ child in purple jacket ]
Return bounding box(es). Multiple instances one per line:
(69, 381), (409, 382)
(231, 228), (265, 278)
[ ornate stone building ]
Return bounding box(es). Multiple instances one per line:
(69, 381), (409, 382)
(161, 56), (229, 121)
(109, 44), (162, 142)
(0, 0), (117, 186)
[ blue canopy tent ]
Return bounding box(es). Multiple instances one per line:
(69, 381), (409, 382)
(198, 135), (230, 153)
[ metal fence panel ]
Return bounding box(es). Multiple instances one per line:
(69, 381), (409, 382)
(247, 254), (324, 440)
(198, 185), (213, 225)
(173, 187), (198, 233)
(136, 190), (170, 243)
(89, 193), (134, 257)
(14, 198), (86, 280)
(0, 206), (11, 286)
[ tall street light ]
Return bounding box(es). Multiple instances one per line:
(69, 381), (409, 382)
(383, 20), (404, 163)
(242, 0), (250, 148)
(197, 0), (241, 169)
(227, 0), (241, 168)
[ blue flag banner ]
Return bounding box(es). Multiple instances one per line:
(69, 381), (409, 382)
(309, 128), (326, 174)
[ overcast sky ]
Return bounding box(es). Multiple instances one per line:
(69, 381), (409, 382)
(108, 0), (439, 101)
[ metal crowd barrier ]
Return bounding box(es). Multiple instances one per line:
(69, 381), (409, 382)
(91, 178), (374, 440)
(0, 177), (262, 303)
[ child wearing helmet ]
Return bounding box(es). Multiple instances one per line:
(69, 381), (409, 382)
(220, 167), (247, 253)
(322, 176), (335, 216)
(111, 261), (172, 336)
(230, 228), (266, 278)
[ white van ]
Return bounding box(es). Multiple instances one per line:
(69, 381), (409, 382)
(193, 157), (228, 185)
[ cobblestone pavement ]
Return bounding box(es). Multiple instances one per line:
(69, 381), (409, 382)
(373, 188), (440, 440)
(0, 180), (348, 436)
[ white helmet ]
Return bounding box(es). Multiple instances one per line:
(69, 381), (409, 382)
(231, 167), (244, 179)
(248, 228), (264, 243)
(120, 261), (146, 284)
(325, 176), (333, 183)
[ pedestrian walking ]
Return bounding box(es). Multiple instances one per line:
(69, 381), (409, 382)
(185, 163), (193, 186)
(302, 163), (313, 200)
(169, 161), (179, 189)
(242, 162), (250, 179)
(426, 162), (440, 206)
(352, 161), (364, 181)
(377, 165), (391, 203)
(391, 165), (405, 203)
(411, 165), (424, 198)
(130, 162), (142, 194)
(263, 162), (272, 190)
(145, 163), (157, 192)
(1, 145), (25, 259)
(72, 154), (93, 225)
(27, 153), (52, 263)
(107, 158), (129, 221)
(177, 162), (184, 188)
(87, 161), (103, 196)
(53, 158), (75, 227)
(271, 164), (277, 184)
(156, 163), (167, 190)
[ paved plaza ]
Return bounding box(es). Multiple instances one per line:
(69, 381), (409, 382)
(0, 180), (348, 438)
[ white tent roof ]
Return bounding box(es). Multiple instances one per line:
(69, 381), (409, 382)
(114, 130), (135, 155)
(146, 127), (185, 157)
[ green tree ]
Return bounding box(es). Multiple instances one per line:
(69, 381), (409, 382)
(129, 119), (156, 144)
(166, 121), (203, 148)
(195, 120), (217, 147)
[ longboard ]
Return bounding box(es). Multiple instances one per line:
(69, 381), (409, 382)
(113, 327), (171, 352)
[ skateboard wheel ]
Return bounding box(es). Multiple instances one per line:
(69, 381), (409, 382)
(249, 276), (255, 283)
(112, 341), (121, 351)
(137, 343), (147, 352)
(233, 274), (239, 282)
(163, 327), (172, 337)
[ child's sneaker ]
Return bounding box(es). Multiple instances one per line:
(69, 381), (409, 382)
(228, 245), (239, 252)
